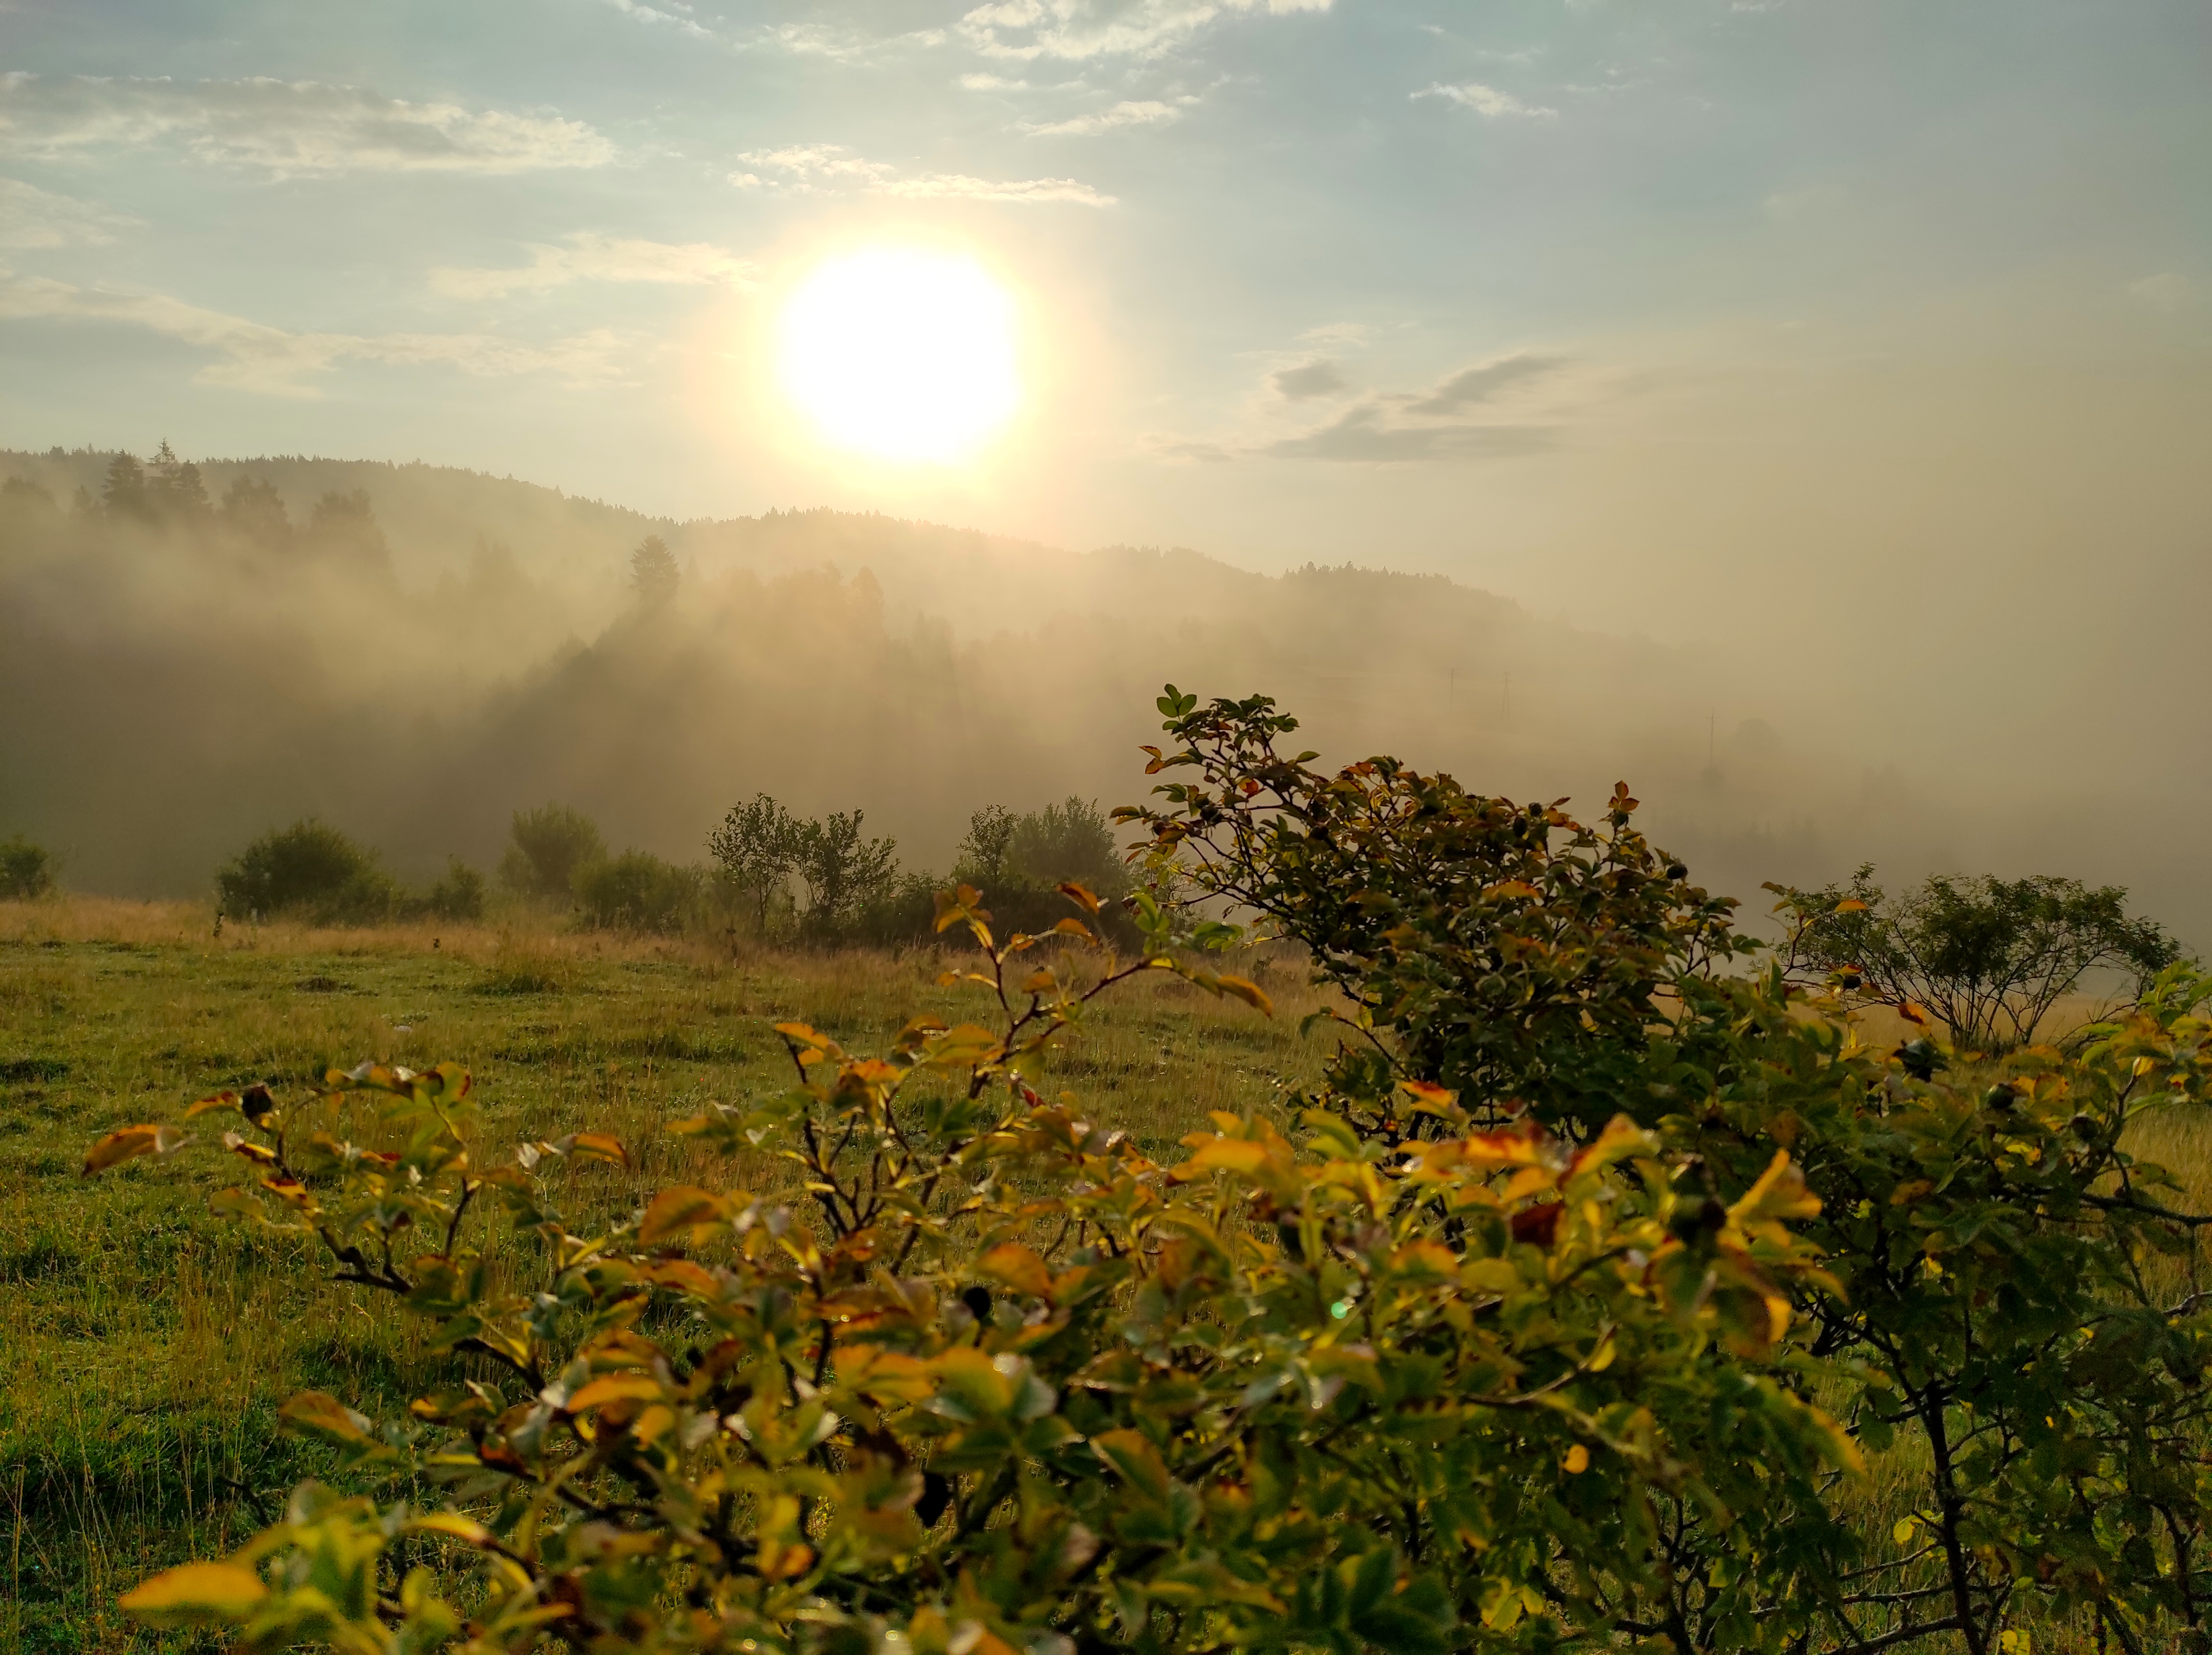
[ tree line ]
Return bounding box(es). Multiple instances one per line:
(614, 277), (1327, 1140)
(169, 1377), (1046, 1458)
(183, 790), (1135, 946)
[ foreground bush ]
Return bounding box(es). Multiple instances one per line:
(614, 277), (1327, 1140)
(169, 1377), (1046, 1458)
(89, 879), (1845, 1654)
(81, 686), (2212, 1654)
(1121, 685), (2212, 1652)
(216, 819), (398, 924)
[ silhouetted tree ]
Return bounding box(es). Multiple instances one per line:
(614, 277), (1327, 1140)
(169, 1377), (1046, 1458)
(221, 477), (292, 550)
(629, 534), (679, 604)
(147, 440), (208, 517)
(308, 489), (391, 572)
(101, 452), (148, 518)
(955, 804), (1018, 886)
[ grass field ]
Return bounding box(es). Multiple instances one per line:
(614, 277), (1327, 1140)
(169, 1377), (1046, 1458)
(0, 897), (1333, 1651)
(5, 897), (2204, 1654)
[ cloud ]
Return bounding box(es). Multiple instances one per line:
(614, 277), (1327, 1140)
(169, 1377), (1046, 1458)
(0, 273), (633, 396)
(1270, 358), (1347, 399)
(1412, 82), (1557, 119)
(0, 176), (132, 248)
(2126, 272), (2194, 313)
(1401, 353), (1564, 414)
(430, 232), (759, 298)
(597, 0), (717, 41)
(1023, 99), (1181, 135)
(1162, 351), (1568, 463)
(962, 0), (1331, 62)
(1257, 402), (1555, 462)
(0, 74), (614, 176)
(732, 143), (1113, 205)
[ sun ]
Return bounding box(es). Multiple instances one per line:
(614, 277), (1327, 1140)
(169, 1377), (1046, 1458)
(775, 247), (1022, 465)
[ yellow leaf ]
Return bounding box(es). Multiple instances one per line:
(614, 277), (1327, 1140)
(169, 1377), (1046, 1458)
(1833, 899), (1868, 914)
(979, 1243), (1054, 1299)
(639, 1185), (727, 1246)
(407, 1511), (500, 1548)
(566, 1373), (665, 1412)
(1057, 881), (1102, 915)
(1215, 973), (1274, 1016)
(1563, 1444), (1589, 1474)
(561, 1132), (629, 1167)
(1892, 1516), (1918, 1545)
(280, 1390), (370, 1442)
(184, 1091), (240, 1118)
(82, 1124), (184, 1176)
(118, 1560), (267, 1624)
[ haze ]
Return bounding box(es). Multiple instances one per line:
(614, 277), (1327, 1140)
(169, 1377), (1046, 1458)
(1, 0), (2208, 942)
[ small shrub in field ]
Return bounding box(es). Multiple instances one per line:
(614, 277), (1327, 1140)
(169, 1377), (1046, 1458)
(499, 802), (604, 903)
(0, 832), (53, 898)
(419, 858), (486, 922)
(215, 819), (395, 923)
(573, 849), (702, 933)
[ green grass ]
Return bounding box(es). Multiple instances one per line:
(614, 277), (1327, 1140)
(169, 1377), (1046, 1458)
(0, 898), (1331, 1651)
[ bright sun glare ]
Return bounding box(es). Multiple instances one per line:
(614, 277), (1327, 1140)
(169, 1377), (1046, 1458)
(776, 247), (1021, 465)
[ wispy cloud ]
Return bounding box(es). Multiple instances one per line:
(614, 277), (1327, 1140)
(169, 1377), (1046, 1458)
(1023, 99), (1181, 136)
(1402, 353), (1563, 414)
(430, 232), (758, 299)
(0, 274), (634, 396)
(596, 0), (717, 41)
(1163, 351), (1568, 463)
(2126, 272), (2194, 313)
(962, 0), (1331, 63)
(732, 143), (1113, 205)
(0, 176), (132, 248)
(1412, 81), (1558, 119)
(1256, 403), (1555, 461)
(0, 74), (614, 177)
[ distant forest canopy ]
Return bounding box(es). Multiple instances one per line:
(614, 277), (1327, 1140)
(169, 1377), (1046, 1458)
(0, 443), (2182, 947)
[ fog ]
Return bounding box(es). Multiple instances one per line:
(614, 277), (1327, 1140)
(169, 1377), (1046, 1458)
(0, 443), (2201, 950)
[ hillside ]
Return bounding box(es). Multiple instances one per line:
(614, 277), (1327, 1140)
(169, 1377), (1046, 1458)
(0, 447), (2081, 942)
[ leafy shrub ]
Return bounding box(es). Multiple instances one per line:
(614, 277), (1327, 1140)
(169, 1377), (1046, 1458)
(956, 798), (1131, 903)
(499, 803), (606, 904)
(0, 832), (54, 899)
(1769, 863), (2188, 1050)
(418, 858), (486, 922)
(706, 795), (898, 942)
(215, 819), (396, 924)
(573, 849), (703, 933)
(88, 883), (1847, 1655)
(82, 686), (2212, 1655)
(707, 794), (802, 933)
(1121, 684), (2212, 1653)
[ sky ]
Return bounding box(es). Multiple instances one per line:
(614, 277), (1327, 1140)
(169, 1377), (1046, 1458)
(1, 0), (2208, 759)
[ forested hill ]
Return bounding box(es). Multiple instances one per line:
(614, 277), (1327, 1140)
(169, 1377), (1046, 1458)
(0, 446), (1994, 935)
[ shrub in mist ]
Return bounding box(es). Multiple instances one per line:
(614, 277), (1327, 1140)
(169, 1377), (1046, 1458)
(1, 833), (54, 899)
(572, 849), (703, 934)
(499, 803), (605, 904)
(1771, 863), (2188, 1050)
(215, 820), (397, 924)
(418, 857), (486, 923)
